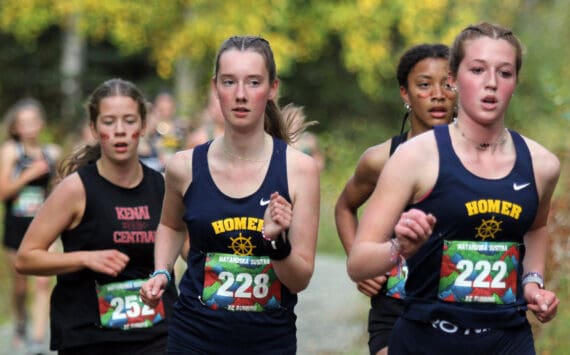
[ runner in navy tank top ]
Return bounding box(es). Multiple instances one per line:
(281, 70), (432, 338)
(141, 35), (320, 354)
(169, 138), (297, 353)
(348, 23), (560, 354)
(335, 44), (455, 355)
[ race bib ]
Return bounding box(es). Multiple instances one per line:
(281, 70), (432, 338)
(385, 263), (408, 299)
(12, 186), (45, 217)
(439, 240), (519, 304)
(203, 253), (282, 312)
(96, 279), (165, 330)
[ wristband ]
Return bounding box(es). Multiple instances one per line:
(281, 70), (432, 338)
(389, 238), (402, 264)
(389, 238), (405, 277)
(150, 269), (172, 284)
(522, 271), (544, 289)
(262, 230), (291, 260)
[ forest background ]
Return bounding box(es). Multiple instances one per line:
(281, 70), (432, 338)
(0, 0), (569, 353)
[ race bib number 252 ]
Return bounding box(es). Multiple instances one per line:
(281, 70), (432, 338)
(96, 279), (165, 330)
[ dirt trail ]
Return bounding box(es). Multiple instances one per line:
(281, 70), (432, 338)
(297, 254), (369, 354)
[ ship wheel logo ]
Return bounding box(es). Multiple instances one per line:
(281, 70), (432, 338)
(475, 216), (503, 241)
(228, 233), (256, 256)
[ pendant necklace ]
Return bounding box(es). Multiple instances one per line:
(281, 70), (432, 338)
(453, 119), (507, 151)
(222, 140), (269, 163)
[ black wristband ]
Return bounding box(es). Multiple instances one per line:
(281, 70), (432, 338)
(263, 231), (291, 260)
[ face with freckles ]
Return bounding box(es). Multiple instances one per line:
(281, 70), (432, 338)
(214, 49), (278, 130)
(401, 58), (456, 132)
(450, 37), (517, 125)
(90, 95), (146, 163)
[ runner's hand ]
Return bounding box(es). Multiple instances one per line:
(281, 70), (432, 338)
(356, 275), (386, 297)
(84, 249), (129, 276)
(394, 208), (436, 258)
(524, 284), (559, 323)
(21, 159), (50, 183)
(262, 192), (292, 240)
(140, 277), (166, 308)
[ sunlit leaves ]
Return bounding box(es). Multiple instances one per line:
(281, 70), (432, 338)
(0, 0), (531, 97)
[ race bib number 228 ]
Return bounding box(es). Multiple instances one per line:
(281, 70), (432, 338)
(203, 253), (282, 312)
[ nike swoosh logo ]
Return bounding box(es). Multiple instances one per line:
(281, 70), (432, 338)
(513, 182), (531, 191)
(260, 198), (270, 206)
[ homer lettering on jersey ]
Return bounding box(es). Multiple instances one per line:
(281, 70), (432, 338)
(201, 215), (282, 312)
(401, 126), (539, 328)
(211, 216), (264, 256)
(438, 197), (527, 305)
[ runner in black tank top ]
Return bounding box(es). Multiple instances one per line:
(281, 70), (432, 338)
(16, 79), (176, 354)
(48, 162), (176, 351)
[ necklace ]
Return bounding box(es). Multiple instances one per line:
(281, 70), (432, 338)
(222, 141), (269, 163)
(454, 120), (508, 151)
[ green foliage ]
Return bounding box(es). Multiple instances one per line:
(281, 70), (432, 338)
(2, 0), (569, 136)
(315, 118), (394, 255)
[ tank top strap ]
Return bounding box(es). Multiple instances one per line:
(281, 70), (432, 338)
(433, 125), (456, 169)
(389, 131), (408, 156)
(41, 146), (57, 175)
(509, 130), (534, 182)
(263, 137), (290, 201)
(16, 141), (25, 156)
(191, 140), (212, 181)
(13, 142), (32, 177)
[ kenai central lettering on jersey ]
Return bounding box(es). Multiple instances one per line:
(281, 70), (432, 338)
(211, 217), (264, 234)
(115, 206), (150, 219)
(113, 205), (156, 244)
(465, 199), (522, 219)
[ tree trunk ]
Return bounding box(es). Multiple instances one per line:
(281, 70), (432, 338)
(60, 13), (85, 126)
(174, 57), (196, 126)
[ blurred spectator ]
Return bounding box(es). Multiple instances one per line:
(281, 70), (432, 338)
(186, 86), (225, 149)
(0, 98), (61, 354)
(151, 91), (187, 164)
(138, 106), (164, 172)
(286, 104), (325, 171)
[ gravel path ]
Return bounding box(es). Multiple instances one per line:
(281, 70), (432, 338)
(0, 253), (368, 355)
(297, 254), (369, 354)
